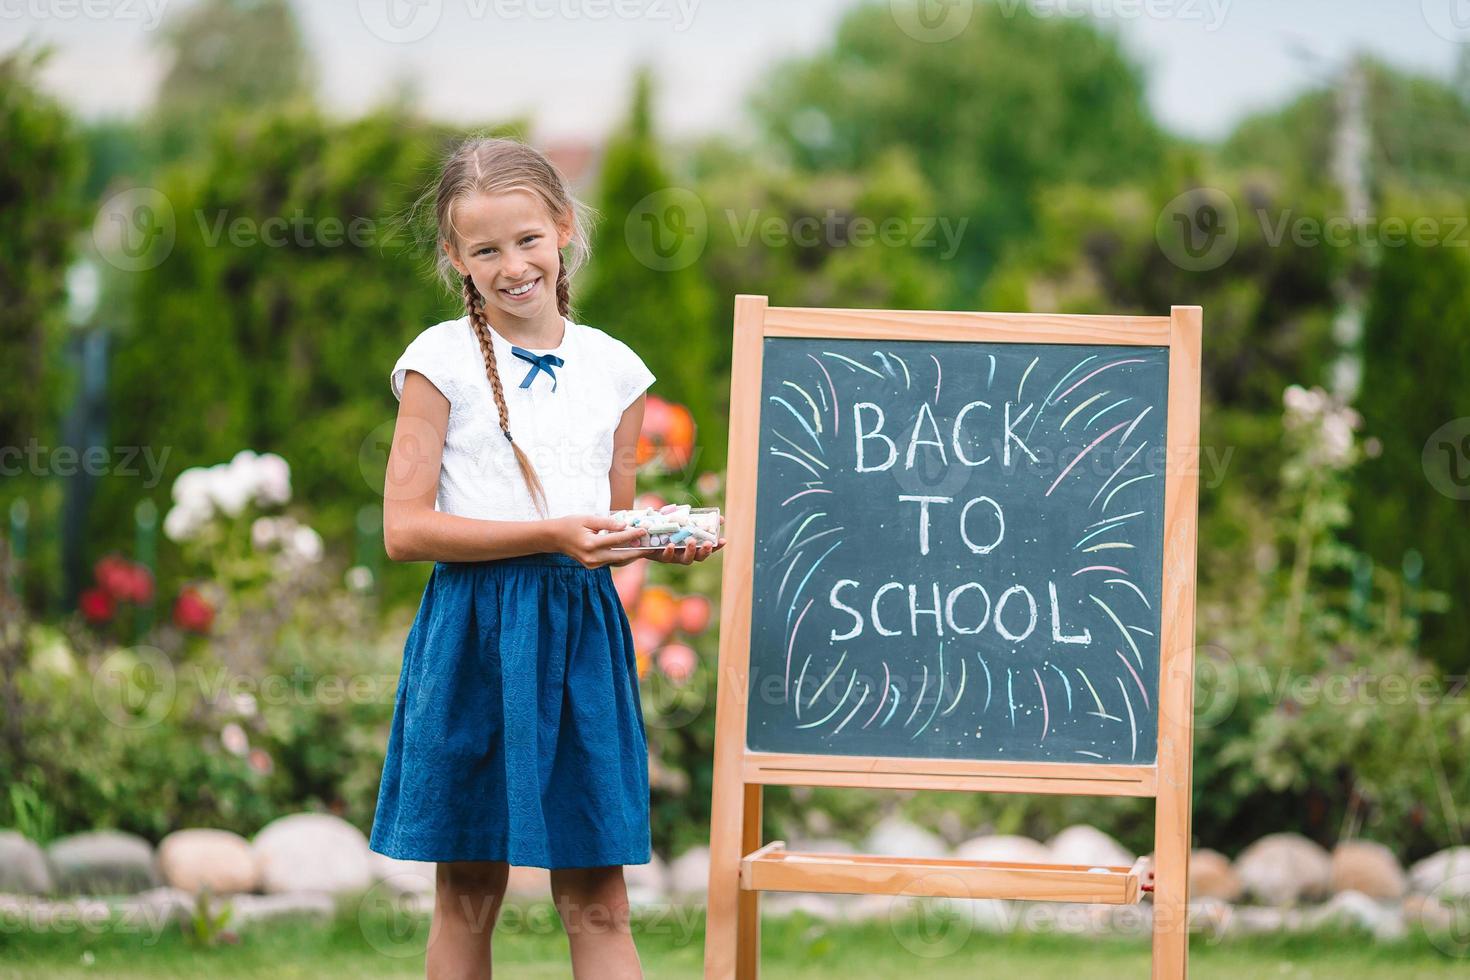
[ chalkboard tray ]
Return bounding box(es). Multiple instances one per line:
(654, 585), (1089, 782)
(739, 840), (1150, 903)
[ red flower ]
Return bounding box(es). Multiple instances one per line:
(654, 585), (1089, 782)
(94, 555), (132, 599)
(93, 555), (154, 604)
(122, 564), (155, 604)
(80, 587), (116, 624)
(173, 587), (215, 633)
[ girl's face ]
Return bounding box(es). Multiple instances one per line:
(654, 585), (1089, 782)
(443, 190), (572, 324)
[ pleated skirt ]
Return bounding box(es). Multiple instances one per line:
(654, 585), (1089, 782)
(369, 552), (651, 868)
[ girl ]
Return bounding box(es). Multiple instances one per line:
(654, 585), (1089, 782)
(369, 135), (723, 979)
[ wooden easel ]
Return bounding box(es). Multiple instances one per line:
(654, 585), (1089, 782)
(704, 297), (1202, 978)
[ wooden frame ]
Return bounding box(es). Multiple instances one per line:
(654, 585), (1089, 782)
(705, 297), (1202, 979)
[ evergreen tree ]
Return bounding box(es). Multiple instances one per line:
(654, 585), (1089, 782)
(1353, 227), (1470, 672)
(577, 67), (721, 466)
(0, 46), (84, 459)
(148, 0), (314, 165)
(749, 0), (1167, 303)
(1222, 58), (1470, 197)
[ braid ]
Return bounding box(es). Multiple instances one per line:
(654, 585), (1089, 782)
(462, 273), (551, 518)
(555, 258), (571, 318)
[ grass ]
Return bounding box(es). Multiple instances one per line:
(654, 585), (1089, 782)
(0, 895), (1464, 979)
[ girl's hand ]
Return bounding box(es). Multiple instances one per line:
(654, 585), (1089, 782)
(551, 514), (648, 569)
(649, 537), (725, 565)
(649, 513), (725, 565)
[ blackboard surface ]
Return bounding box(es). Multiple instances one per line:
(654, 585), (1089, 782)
(746, 337), (1170, 765)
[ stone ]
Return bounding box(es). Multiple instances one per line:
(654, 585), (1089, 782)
(1329, 840), (1406, 899)
(861, 816), (947, 859)
(787, 837), (857, 855)
(1185, 896), (1231, 942)
(0, 831), (54, 896)
(369, 852), (436, 894)
(1302, 890), (1406, 941)
(1189, 848), (1243, 902)
(846, 893), (897, 922)
(1046, 825), (1135, 868)
(623, 853), (668, 907)
(225, 890), (337, 928)
(157, 829), (259, 895)
(0, 887), (192, 935)
(953, 834), (1052, 865)
(1408, 846), (1470, 898)
(761, 892), (847, 921)
(46, 830), (160, 896)
(0, 893), (109, 931)
(940, 896), (1017, 933)
(1226, 904), (1298, 935)
(667, 846), (710, 900)
(117, 886), (196, 930)
(503, 865), (551, 899)
(251, 813), (373, 896)
(1404, 892), (1459, 934)
(1234, 833), (1332, 905)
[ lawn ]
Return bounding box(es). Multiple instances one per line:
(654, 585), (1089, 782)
(0, 898), (1463, 978)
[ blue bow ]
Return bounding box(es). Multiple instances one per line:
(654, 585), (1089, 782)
(510, 346), (565, 392)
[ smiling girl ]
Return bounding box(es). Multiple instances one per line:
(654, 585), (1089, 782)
(369, 135), (722, 979)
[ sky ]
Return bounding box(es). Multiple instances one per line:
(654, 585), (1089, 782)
(6, 0), (1465, 144)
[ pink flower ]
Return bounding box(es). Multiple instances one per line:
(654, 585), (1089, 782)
(631, 623), (662, 657)
(676, 595), (712, 635)
(611, 561), (646, 608)
(634, 492), (666, 512)
(657, 643), (697, 683)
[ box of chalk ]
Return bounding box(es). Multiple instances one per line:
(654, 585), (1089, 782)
(601, 504), (722, 551)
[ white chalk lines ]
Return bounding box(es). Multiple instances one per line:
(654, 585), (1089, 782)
(761, 344), (1162, 761)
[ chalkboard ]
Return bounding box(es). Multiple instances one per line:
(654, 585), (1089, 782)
(746, 338), (1170, 765)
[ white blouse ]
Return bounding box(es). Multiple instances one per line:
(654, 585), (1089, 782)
(390, 314), (656, 522)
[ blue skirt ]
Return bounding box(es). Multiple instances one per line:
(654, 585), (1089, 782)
(368, 552), (651, 868)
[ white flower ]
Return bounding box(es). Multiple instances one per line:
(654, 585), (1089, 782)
(221, 722), (250, 758)
(29, 627), (77, 677)
(345, 565), (374, 593)
(290, 525), (323, 563)
(1283, 385), (1311, 414)
(254, 453), (292, 507)
(229, 692), (258, 718)
(1320, 413), (1355, 466)
(170, 467), (214, 511)
(251, 517), (280, 551)
(207, 463), (252, 517)
(163, 501), (211, 542)
(227, 451), (263, 507)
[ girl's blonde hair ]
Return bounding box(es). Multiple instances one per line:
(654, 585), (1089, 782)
(426, 135), (596, 518)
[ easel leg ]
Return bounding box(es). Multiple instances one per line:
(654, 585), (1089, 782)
(1152, 732), (1192, 978)
(735, 783), (763, 978)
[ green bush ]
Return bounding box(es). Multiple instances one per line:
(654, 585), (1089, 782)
(1351, 208), (1470, 673)
(0, 496), (399, 842)
(866, 385), (1466, 861)
(96, 107), (523, 612)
